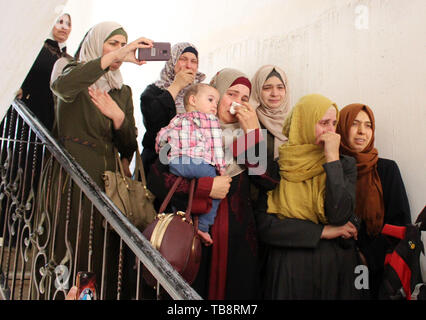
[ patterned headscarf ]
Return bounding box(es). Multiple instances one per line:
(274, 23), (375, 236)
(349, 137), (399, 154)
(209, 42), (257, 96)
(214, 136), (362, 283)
(78, 21), (128, 92)
(251, 65), (291, 159)
(337, 104), (384, 236)
(155, 42), (206, 113)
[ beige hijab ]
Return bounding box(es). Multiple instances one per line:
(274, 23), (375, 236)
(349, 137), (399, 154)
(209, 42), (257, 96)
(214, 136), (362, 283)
(251, 65), (291, 159)
(78, 21), (127, 92)
(210, 68), (251, 178)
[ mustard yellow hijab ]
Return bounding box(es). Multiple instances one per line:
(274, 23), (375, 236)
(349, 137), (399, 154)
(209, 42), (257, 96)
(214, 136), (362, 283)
(267, 94), (339, 224)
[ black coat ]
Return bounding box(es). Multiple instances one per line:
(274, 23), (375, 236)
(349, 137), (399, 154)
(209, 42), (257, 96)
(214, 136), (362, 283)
(140, 84), (176, 175)
(255, 155), (365, 299)
(357, 158), (411, 298)
(21, 39), (71, 130)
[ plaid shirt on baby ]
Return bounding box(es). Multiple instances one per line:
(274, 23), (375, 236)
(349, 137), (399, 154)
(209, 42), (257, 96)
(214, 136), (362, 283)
(155, 111), (226, 174)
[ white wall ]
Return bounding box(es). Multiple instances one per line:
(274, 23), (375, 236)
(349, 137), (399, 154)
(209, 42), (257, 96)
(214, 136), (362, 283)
(0, 0), (68, 118)
(2, 0), (425, 219)
(194, 0), (426, 219)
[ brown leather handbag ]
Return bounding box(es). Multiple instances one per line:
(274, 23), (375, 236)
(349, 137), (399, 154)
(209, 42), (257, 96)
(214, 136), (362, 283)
(103, 147), (156, 231)
(142, 177), (202, 287)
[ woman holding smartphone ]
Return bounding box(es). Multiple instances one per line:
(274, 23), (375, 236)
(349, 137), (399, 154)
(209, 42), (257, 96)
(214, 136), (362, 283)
(140, 42), (206, 176)
(50, 21), (152, 299)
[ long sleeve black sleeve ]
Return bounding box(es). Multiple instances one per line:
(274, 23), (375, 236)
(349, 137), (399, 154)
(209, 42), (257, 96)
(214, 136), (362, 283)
(255, 192), (324, 248)
(323, 155), (357, 226)
(140, 84), (176, 151)
(255, 155), (357, 249)
(378, 158), (411, 225)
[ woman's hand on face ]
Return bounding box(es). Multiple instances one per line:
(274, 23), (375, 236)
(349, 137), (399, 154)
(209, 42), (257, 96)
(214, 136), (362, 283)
(321, 221), (358, 240)
(173, 69), (195, 90)
(115, 37), (154, 66)
(209, 175), (232, 199)
(316, 132), (341, 163)
(235, 103), (260, 133)
(88, 88), (125, 130)
(167, 69), (195, 100)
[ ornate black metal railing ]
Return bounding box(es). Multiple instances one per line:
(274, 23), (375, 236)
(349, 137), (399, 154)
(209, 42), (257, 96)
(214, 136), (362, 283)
(0, 100), (201, 300)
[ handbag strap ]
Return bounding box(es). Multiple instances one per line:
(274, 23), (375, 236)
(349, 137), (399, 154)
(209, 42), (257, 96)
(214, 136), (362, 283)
(134, 145), (148, 186)
(114, 145), (148, 187)
(114, 148), (126, 177)
(159, 177), (197, 226)
(186, 179), (198, 231)
(159, 176), (184, 213)
(185, 179), (196, 219)
(132, 145), (153, 198)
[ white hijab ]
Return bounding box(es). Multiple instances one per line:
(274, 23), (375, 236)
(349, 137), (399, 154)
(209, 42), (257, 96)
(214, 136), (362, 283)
(48, 13), (71, 51)
(78, 21), (126, 92)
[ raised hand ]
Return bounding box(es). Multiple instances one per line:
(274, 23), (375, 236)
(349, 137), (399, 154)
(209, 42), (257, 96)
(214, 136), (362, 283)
(234, 102), (260, 133)
(316, 131), (341, 162)
(117, 37), (154, 65)
(101, 37), (153, 69)
(174, 69), (195, 88)
(88, 87), (125, 130)
(167, 69), (196, 100)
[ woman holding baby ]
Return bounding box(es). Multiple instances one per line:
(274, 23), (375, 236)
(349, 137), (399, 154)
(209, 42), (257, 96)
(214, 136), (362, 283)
(148, 68), (277, 300)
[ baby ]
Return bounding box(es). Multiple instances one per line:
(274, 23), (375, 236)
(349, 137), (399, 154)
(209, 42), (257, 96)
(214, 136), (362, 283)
(155, 83), (226, 246)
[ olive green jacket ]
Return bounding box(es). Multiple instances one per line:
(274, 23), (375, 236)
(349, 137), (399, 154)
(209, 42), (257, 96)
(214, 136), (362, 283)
(51, 57), (137, 186)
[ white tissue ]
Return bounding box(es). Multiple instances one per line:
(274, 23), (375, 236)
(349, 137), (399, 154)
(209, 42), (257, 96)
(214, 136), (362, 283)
(229, 102), (241, 115)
